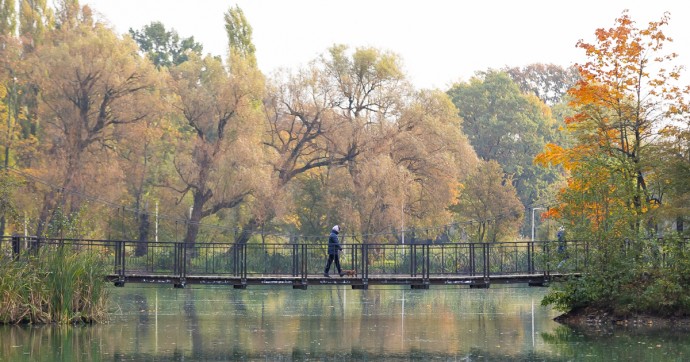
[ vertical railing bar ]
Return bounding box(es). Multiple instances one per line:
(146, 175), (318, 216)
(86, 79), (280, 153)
(243, 243), (247, 280)
(484, 243), (489, 280)
(292, 244), (297, 277)
(425, 244), (428, 279)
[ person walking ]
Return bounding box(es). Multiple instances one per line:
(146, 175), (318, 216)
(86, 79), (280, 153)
(324, 225), (344, 277)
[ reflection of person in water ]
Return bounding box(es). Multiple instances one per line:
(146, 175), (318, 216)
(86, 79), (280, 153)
(323, 225), (343, 278)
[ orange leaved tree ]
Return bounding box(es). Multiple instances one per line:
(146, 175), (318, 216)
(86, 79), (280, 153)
(538, 11), (690, 317)
(536, 10), (689, 241)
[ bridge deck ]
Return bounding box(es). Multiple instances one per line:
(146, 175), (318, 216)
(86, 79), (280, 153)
(107, 272), (573, 289)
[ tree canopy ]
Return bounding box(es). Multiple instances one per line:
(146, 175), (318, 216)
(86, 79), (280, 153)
(448, 70), (565, 235)
(539, 11), (690, 317)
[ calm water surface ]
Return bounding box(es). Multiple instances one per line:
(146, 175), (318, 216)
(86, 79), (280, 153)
(1, 285), (690, 361)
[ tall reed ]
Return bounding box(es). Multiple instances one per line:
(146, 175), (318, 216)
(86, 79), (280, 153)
(0, 246), (110, 324)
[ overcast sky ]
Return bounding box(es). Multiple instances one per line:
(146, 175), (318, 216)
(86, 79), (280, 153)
(83, 0), (689, 90)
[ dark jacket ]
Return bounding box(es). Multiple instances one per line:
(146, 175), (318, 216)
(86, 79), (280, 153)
(328, 230), (342, 255)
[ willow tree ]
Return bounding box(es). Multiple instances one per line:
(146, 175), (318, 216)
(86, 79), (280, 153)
(382, 89), (478, 243)
(167, 52), (265, 246)
(451, 160), (523, 242)
(260, 45), (408, 241)
(28, 6), (160, 237)
(262, 45), (477, 242)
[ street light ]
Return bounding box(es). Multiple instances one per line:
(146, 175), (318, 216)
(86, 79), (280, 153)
(531, 207), (545, 242)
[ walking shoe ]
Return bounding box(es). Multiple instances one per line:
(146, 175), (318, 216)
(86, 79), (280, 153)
(339, 272), (345, 277)
(323, 273), (330, 278)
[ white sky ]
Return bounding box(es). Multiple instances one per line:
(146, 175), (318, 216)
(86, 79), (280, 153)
(83, 0), (689, 90)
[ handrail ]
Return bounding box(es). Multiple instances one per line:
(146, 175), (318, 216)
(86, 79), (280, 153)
(2, 236), (591, 284)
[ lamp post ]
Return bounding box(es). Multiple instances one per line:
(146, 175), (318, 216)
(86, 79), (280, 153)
(531, 207), (545, 242)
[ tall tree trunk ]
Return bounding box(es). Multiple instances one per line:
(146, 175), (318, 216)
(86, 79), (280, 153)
(184, 191), (208, 246)
(135, 209), (149, 256)
(234, 218), (258, 244)
(35, 190), (56, 238)
(36, 153), (80, 237)
(677, 217), (684, 234)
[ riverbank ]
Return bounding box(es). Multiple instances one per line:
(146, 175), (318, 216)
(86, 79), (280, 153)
(555, 307), (690, 329)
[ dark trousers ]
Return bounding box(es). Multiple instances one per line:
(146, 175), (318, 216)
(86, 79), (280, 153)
(324, 254), (341, 275)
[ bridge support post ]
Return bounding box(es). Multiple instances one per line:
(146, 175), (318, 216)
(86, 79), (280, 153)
(469, 282), (489, 289)
(174, 278), (186, 288)
(11, 234), (21, 260)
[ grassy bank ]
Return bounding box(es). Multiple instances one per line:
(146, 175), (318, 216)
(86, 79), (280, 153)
(0, 246), (110, 324)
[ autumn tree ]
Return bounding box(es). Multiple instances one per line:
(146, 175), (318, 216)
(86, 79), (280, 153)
(262, 45), (477, 242)
(649, 125), (690, 234)
(0, 46), (27, 237)
(28, 4), (160, 237)
(537, 11), (689, 239)
(451, 160), (523, 242)
(385, 89), (478, 242)
(166, 52), (265, 246)
(0, 0), (42, 236)
(539, 11), (690, 317)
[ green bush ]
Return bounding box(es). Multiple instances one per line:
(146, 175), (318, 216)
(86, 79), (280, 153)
(543, 237), (690, 317)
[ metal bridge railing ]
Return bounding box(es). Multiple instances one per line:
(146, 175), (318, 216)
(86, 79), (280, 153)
(2, 236), (593, 282)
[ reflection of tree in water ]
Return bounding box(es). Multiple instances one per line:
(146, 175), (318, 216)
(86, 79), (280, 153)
(119, 291), (150, 354)
(227, 290), (248, 313)
(296, 290), (323, 346)
(224, 288), (250, 351)
(121, 292), (149, 323)
(541, 324), (690, 360)
(9, 288), (690, 361)
(183, 288), (203, 358)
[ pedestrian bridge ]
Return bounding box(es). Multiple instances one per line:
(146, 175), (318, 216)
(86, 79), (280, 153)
(3, 236), (583, 290)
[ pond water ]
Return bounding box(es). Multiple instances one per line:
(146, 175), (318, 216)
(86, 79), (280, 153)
(1, 285), (690, 361)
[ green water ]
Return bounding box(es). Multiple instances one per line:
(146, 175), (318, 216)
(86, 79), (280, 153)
(1, 285), (689, 361)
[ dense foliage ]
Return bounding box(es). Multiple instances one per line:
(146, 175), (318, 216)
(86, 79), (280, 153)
(0, 4), (687, 257)
(538, 11), (690, 316)
(0, 2), (491, 244)
(447, 71), (566, 237)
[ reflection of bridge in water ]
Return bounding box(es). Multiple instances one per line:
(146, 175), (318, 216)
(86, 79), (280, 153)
(4, 236), (585, 290)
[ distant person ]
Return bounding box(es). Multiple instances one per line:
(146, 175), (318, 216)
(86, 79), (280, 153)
(557, 226), (566, 254)
(557, 226), (567, 268)
(324, 225), (344, 278)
